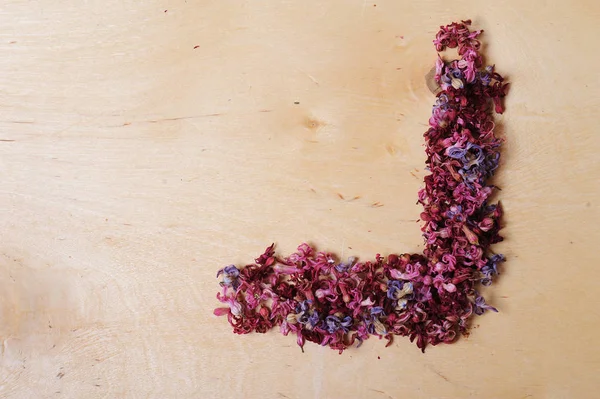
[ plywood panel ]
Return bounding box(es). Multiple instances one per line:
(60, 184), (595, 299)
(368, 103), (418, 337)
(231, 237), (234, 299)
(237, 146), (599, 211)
(0, 1), (599, 398)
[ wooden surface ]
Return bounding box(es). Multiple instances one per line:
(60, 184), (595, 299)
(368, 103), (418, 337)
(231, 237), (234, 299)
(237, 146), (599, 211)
(1, 1), (599, 398)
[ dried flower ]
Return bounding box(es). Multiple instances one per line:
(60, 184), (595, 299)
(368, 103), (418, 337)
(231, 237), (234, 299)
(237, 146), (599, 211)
(335, 256), (357, 273)
(325, 315), (353, 334)
(216, 265), (241, 290)
(214, 19), (507, 353)
(473, 293), (499, 315)
(481, 254), (505, 286)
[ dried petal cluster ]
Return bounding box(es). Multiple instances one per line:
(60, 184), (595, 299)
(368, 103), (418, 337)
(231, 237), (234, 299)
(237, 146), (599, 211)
(214, 20), (508, 353)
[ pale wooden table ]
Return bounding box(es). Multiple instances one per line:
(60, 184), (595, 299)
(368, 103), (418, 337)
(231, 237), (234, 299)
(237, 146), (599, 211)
(1, 1), (599, 398)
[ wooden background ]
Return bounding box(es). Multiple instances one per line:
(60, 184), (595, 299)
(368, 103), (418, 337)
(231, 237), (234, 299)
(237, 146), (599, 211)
(1, 1), (599, 398)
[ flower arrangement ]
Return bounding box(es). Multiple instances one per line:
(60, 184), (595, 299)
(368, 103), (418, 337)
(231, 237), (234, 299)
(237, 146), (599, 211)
(215, 20), (509, 353)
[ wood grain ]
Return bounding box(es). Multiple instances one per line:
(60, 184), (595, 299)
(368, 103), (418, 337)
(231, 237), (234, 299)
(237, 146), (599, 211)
(1, 1), (599, 398)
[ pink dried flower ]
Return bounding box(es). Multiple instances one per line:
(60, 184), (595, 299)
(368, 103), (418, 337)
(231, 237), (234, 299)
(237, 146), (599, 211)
(214, 20), (508, 353)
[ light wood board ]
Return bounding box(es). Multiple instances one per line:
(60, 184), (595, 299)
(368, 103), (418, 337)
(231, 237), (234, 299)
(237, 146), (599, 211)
(1, 1), (599, 398)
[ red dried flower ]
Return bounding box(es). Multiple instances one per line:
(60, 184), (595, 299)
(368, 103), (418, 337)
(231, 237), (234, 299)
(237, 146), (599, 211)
(214, 20), (508, 353)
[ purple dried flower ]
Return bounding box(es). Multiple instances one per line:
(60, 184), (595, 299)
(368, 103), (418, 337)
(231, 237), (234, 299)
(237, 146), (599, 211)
(325, 315), (353, 334)
(386, 280), (403, 299)
(481, 254), (505, 286)
(335, 256), (357, 273)
(370, 306), (386, 316)
(447, 144), (467, 160)
(473, 293), (498, 315)
(387, 280), (413, 300)
(216, 265), (241, 290)
(463, 143), (484, 168)
(307, 311), (321, 328)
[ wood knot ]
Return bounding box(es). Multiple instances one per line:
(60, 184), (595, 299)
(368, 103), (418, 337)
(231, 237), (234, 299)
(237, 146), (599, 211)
(304, 117), (325, 131)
